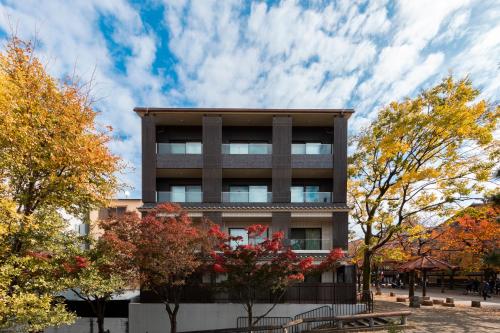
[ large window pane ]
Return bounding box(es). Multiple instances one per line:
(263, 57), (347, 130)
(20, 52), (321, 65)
(305, 143), (321, 154)
(186, 142), (202, 154)
(249, 144), (267, 154)
(230, 143), (248, 154)
(170, 143), (186, 154)
(229, 228), (248, 248)
(249, 186), (267, 202)
(171, 186), (186, 202)
(291, 186), (304, 203)
(305, 228), (321, 250)
(186, 186), (202, 202)
(229, 186), (249, 202)
(305, 186), (320, 202)
(292, 143), (306, 154)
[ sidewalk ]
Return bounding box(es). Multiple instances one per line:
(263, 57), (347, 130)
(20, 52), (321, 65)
(380, 286), (500, 308)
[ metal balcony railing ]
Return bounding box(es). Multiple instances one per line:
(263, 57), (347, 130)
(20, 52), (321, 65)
(292, 143), (332, 155)
(222, 192), (272, 203)
(291, 192), (332, 203)
(288, 239), (331, 251)
(156, 142), (202, 154)
(156, 191), (203, 203)
(222, 143), (272, 154)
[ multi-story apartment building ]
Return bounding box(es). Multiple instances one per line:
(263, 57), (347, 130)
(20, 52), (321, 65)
(135, 108), (354, 292)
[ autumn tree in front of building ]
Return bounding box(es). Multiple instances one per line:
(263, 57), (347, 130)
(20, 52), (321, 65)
(349, 76), (499, 293)
(209, 224), (344, 330)
(104, 203), (213, 333)
(0, 36), (120, 332)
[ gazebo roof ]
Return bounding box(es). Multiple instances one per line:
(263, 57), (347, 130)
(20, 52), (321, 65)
(399, 256), (458, 272)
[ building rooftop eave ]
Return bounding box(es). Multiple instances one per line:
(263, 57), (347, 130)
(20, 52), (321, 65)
(133, 107), (354, 118)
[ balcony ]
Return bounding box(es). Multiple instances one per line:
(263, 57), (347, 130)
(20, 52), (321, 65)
(157, 191), (203, 203)
(222, 192), (272, 203)
(292, 143), (332, 155)
(289, 238), (331, 251)
(157, 142), (202, 154)
(222, 143), (272, 154)
(291, 192), (332, 203)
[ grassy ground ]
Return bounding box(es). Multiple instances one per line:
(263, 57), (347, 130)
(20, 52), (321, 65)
(374, 294), (500, 332)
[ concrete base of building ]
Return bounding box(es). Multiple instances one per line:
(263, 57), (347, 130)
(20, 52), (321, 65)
(129, 303), (368, 333)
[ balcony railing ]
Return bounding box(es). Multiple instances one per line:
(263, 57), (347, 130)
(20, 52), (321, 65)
(222, 192), (272, 203)
(222, 143), (272, 154)
(291, 192), (332, 203)
(289, 239), (331, 251)
(157, 143), (202, 154)
(292, 143), (332, 155)
(157, 191), (203, 203)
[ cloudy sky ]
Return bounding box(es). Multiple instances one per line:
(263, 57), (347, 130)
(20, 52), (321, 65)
(1, 0), (499, 198)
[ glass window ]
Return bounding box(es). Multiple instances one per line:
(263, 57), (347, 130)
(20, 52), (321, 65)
(229, 228), (268, 248)
(186, 142), (202, 154)
(229, 228), (248, 248)
(230, 143), (248, 154)
(249, 186), (267, 202)
(290, 228), (322, 250)
(170, 143), (186, 154)
(305, 143), (322, 154)
(171, 186), (186, 202)
(305, 186), (320, 202)
(249, 144), (267, 154)
(292, 143), (306, 154)
(186, 186), (202, 202)
(229, 186), (249, 202)
(291, 186), (305, 202)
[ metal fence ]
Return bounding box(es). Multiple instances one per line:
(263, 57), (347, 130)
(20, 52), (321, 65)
(237, 317), (292, 333)
(292, 305), (332, 333)
(173, 283), (357, 304)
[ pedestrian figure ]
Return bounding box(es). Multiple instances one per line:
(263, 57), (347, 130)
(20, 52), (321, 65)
(465, 278), (473, 294)
(481, 280), (491, 301)
(473, 279), (480, 294)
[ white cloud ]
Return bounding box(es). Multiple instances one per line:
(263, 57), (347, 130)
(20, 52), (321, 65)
(0, 0), (169, 198)
(1, 0), (499, 198)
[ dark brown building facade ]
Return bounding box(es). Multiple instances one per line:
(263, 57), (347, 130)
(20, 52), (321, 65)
(135, 108), (352, 256)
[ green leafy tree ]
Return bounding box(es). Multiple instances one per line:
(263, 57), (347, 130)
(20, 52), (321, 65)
(65, 216), (138, 333)
(0, 36), (120, 332)
(349, 76), (498, 293)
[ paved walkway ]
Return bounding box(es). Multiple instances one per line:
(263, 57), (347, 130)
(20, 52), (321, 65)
(374, 293), (500, 332)
(380, 286), (500, 308)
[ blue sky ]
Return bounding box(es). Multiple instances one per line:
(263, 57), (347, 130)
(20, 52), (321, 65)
(1, 0), (499, 198)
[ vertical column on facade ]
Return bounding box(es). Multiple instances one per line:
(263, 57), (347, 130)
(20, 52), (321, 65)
(141, 114), (156, 204)
(202, 116), (222, 203)
(272, 116), (292, 237)
(332, 116), (348, 249)
(203, 211), (223, 227)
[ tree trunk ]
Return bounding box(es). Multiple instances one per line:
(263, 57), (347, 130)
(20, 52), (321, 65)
(422, 270), (427, 297)
(441, 272), (445, 293)
(362, 251), (372, 293)
(409, 270), (415, 298)
(247, 304), (253, 330)
(166, 303), (179, 333)
(97, 314), (105, 333)
(170, 315), (177, 333)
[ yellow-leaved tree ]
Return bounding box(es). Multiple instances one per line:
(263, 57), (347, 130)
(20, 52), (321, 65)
(349, 76), (499, 294)
(0, 36), (120, 332)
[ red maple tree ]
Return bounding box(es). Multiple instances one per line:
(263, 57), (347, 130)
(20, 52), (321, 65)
(133, 203), (212, 333)
(209, 224), (343, 329)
